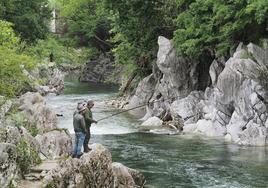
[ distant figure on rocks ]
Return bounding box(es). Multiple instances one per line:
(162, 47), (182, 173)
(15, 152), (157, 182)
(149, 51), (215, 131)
(83, 100), (98, 152)
(49, 52), (54, 62)
(72, 103), (87, 158)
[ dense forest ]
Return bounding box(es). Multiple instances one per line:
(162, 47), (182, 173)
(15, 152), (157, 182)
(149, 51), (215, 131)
(0, 0), (268, 96)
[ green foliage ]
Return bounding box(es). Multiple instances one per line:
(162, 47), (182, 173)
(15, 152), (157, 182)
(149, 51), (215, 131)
(25, 36), (96, 64)
(0, 46), (36, 97)
(61, 0), (111, 51)
(106, 0), (178, 69)
(16, 139), (42, 175)
(0, 20), (38, 97)
(0, 0), (51, 42)
(173, 0), (268, 58)
(0, 20), (20, 49)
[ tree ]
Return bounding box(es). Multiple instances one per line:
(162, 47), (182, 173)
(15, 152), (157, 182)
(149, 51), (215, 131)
(0, 20), (35, 97)
(60, 0), (111, 51)
(104, 0), (178, 73)
(0, 0), (51, 42)
(173, 0), (268, 58)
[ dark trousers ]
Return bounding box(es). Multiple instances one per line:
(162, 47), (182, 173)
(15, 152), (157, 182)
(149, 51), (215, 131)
(83, 126), (91, 152)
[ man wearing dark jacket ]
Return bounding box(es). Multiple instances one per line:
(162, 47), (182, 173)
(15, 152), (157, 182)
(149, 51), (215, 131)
(72, 103), (87, 158)
(83, 100), (97, 152)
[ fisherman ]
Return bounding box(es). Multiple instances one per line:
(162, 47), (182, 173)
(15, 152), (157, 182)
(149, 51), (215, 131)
(72, 103), (87, 158)
(83, 100), (97, 152)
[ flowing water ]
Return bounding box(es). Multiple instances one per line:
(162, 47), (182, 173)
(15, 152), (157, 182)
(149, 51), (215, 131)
(45, 79), (268, 188)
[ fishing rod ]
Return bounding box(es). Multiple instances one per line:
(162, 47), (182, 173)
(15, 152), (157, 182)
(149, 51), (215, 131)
(96, 102), (148, 122)
(96, 96), (176, 122)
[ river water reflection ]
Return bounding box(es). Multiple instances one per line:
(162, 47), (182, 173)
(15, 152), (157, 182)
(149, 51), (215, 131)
(45, 79), (268, 188)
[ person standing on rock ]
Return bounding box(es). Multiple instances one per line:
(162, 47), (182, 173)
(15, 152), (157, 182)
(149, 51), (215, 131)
(83, 100), (98, 152)
(72, 103), (87, 158)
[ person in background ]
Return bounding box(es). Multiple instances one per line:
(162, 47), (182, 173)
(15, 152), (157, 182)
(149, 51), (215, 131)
(72, 103), (87, 158)
(83, 100), (98, 152)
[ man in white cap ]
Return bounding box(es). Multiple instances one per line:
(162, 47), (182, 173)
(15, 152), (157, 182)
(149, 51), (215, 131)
(72, 103), (87, 158)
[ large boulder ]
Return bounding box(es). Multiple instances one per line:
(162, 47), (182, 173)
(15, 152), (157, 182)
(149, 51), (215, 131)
(0, 143), (18, 188)
(17, 92), (57, 132)
(43, 144), (145, 188)
(112, 163), (135, 188)
(125, 74), (156, 118)
(35, 130), (73, 159)
(170, 91), (204, 124)
(137, 36), (200, 120)
(186, 43), (268, 145)
(155, 36), (199, 100)
(140, 116), (163, 129)
(112, 162), (145, 188)
(194, 119), (226, 137)
(36, 63), (65, 95)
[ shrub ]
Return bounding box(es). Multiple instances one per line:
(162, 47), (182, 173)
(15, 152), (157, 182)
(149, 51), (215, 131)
(0, 46), (36, 97)
(0, 20), (20, 49)
(16, 139), (41, 175)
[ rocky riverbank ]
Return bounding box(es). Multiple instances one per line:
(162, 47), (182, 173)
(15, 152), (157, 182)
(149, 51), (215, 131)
(0, 63), (145, 187)
(112, 36), (268, 146)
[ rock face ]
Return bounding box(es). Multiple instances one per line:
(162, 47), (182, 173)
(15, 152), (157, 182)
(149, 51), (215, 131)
(43, 144), (145, 188)
(18, 92), (57, 132)
(0, 91), (73, 187)
(35, 130), (73, 159)
(120, 36), (268, 146)
(122, 36), (200, 120)
(80, 55), (121, 84)
(0, 143), (17, 188)
(0, 97), (12, 127)
(23, 62), (65, 96)
(156, 36), (199, 100)
(37, 63), (65, 95)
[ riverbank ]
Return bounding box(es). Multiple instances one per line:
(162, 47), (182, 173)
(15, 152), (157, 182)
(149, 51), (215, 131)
(0, 66), (145, 188)
(45, 79), (268, 187)
(113, 37), (268, 146)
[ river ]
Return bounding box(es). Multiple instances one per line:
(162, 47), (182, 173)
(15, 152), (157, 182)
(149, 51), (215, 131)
(45, 79), (268, 188)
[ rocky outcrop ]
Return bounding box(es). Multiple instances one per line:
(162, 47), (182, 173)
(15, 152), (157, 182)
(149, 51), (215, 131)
(17, 92), (57, 132)
(36, 63), (65, 95)
(140, 116), (163, 129)
(0, 143), (17, 188)
(58, 63), (81, 76)
(35, 130), (72, 159)
(0, 97), (12, 127)
(80, 55), (121, 85)
(119, 36), (268, 146)
(22, 62), (64, 96)
(43, 144), (145, 188)
(112, 162), (145, 188)
(176, 43), (268, 144)
(156, 37), (199, 100)
(125, 74), (156, 118)
(121, 36), (201, 120)
(0, 91), (73, 187)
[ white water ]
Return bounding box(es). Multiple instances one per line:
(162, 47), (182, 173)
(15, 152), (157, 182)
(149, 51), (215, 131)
(45, 93), (139, 135)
